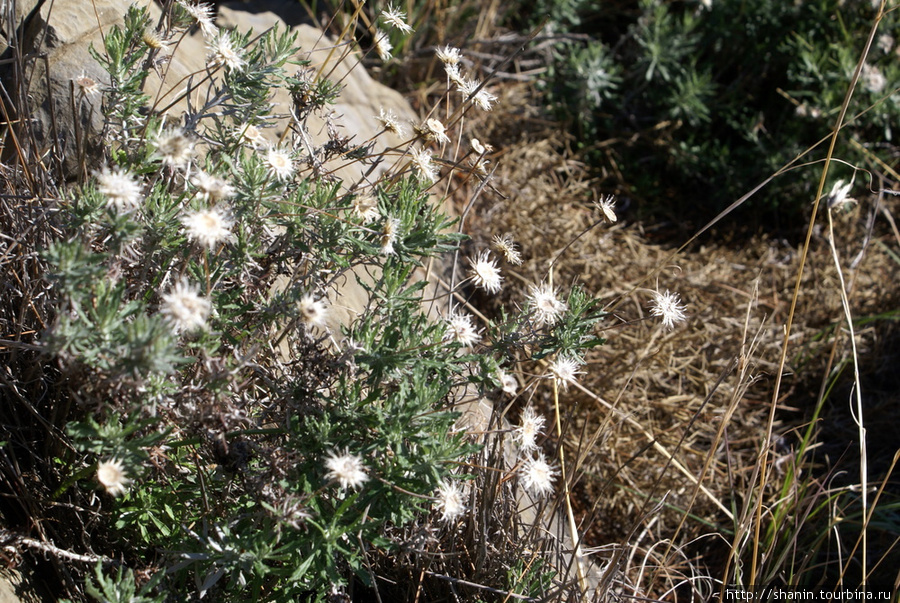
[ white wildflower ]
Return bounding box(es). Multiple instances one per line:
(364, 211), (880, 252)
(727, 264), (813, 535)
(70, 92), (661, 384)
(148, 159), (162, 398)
(298, 294), (329, 329)
(141, 28), (169, 53)
(153, 128), (194, 168)
(179, 0), (217, 38)
(649, 290), (687, 330)
(190, 171), (235, 202)
(498, 369), (518, 395)
(514, 407), (545, 453)
(826, 179), (855, 210)
(411, 147), (438, 183)
(526, 283), (567, 328)
(373, 28), (393, 62)
(161, 279), (211, 332)
(266, 147), (295, 181)
(435, 480), (465, 522)
(324, 450), (369, 489)
(418, 118), (450, 145)
(443, 311), (480, 348)
(380, 217), (401, 255)
(595, 194), (617, 223)
(73, 72), (101, 97)
(237, 123), (265, 147)
(181, 205), (234, 249)
(491, 233), (523, 265)
(209, 31), (246, 72)
(381, 4), (413, 34)
(548, 356), (583, 390)
(520, 453), (558, 496)
(468, 250), (503, 294)
(96, 167), (143, 213)
(436, 45), (462, 67)
(96, 458), (130, 497)
(375, 107), (406, 138)
(352, 193), (380, 223)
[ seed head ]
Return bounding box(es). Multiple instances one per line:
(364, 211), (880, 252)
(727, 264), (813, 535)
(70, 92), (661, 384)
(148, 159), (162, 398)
(411, 147), (438, 183)
(548, 355), (583, 390)
(514, 407), (546, 453)
(380, 217), (401, 255)
(209, 31), (246, 72)
(352, 193), (380, 223)
(154, 128), (194, 168)
(468, 250), (503, 294)
(237, 123), (265, 147)
(373, 28), (393, 62)
(298, 294), (329, 329)
(498, 369), (518, 395)
(443, 311), (480, 348)
(375, 107), (406, 138)
(190, 171), (235, 202)
(649, 290), (687, 330)
(436, 45), (462, 67)
(381, 4), (413, 34)
(491, 233), (522, 265)
(595, 194), (617, 223)
(520, 452), (558, 497)
(266, 147), (295, 181)
(324, 450), (369, 489)
(73, 73), (101, 97)
(179, 0), (217, 38)
(526, 283), (567, 328)
(417, 118), (450, 145)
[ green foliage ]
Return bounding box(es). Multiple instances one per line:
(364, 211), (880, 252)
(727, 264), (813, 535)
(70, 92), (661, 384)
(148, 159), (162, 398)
(527, 0), (900, 227)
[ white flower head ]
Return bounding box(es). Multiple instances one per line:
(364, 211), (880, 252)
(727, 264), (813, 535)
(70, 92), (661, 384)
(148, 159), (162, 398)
(436, 45), (462, 67)
(498, 369), (518, 396)
(526, 283), (567, 328)
(375, 107), (406, 138)
(445, 64), (467, 88)
(161, 279), (211, 332)
(381, 4), (413, 34)
(298, 294), (329, 329)
(266, 147), (295, 181)
(411, 147), (438, 183)
(352, 193), (380, 223)
(468, 250), (503, 294)
(190, 171), (235, 202)
(649, 290), (687, 330)
(324, 449), (369, 489)
(237, 123), (265, 147)
(179, 0), (217, 38)
(520, 452), (558, 497)
(491, 233), (523, 266)
(181, 205), (234, 249)
(380, 217), (401, 255)
(96, 166), (143, 213)
(97, 458), (130, 497)
(443, 311), (480, 348)
(514, 407), (545, 453)
(595, 194), (617, 223)
(548, 355), (583, 390)
(418, 118), (450, 145)
(826, 179), (855, 210)
(373, 28), (393, 62)
(208, 31), (246, 72)
(141, 28), (169, 53)
(73, 72), (101, 97)
(153, 128), (194, 168)
(435, 480), (465, 522)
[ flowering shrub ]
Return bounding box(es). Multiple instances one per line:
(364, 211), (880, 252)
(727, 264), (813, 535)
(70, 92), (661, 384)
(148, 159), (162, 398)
(12, 2), (674, 600)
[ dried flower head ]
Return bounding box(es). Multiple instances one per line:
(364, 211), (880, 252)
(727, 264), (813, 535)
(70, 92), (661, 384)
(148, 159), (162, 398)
(595, 194), (617, 223)
(352, 193), (380, 223)
(498, 369), (518, 395)
(526, 283), (567, 328)
(445, 64), (467, 89)
(491, 233), (523, 265)
(97, 458), (130, 497)
(96, 166), (143, 213)
(161, 279), (211, 332)
(209, 31), (246, 72)
(436, 45), (462, 67)
(468, 250), (503, 294)
(381, 4), (413, 34)
(154, 128), (194, 167)
(410, 147), (438, 183)
(514, 407), (546, 453)
(190, 171), (235, 202)
(443, 311), (480, 348)
(298, 294), (329, 329)
(548, 355), (584, 390)
(826, 179), (855, 210)
(375, 107), (406, 138)
(179, 0), (216, 38)
(237, 123), (265, 147)
(266, 147), (295, 181)
(181, 205), (234, 249)
(435, 480), (465, 522)
(380, 217), (401, 255)
(142, 28), (169, 52)
(373, 28), (393, 62)
(417, 118), (451, 145)
(471, 138), (491, 155)
(649, 290), (687, 330)
(73, 72), (101, 97)
(520, 453), (558, 496)
(324, 450), (369, 489)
